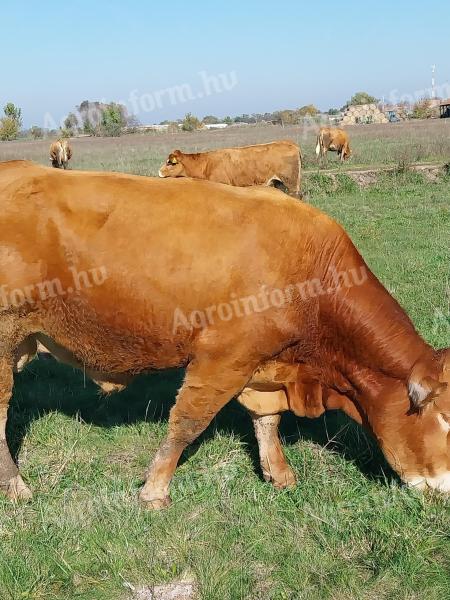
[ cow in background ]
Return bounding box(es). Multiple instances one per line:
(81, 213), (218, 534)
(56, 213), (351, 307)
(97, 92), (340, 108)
(49, 139), (72, 169)
(316, 127), (351, 162)
(159, 140), (302, 196)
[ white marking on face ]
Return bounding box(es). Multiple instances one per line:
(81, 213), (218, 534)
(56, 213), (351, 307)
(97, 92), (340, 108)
(437, 414), (450, 434)
(408, 381), (428, 405)
(426, 472), (450, 492)
(158, 169), (164, 178)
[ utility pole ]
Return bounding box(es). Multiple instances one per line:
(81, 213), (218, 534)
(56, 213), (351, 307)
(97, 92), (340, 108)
(431, 65), (436, 99)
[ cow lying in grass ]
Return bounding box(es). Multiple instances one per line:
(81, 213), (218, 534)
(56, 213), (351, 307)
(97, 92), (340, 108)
(0, 160), (448, 509)
(158, 140), (301, 196)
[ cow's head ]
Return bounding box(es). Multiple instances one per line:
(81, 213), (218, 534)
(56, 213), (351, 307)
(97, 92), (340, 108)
(158, 150), (186, 178)
(342, 144), (352, 161)
(365, 349), (450, 492)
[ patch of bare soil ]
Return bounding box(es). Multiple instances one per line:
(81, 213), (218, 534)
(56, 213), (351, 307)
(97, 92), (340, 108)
(128, 580), (197, 600)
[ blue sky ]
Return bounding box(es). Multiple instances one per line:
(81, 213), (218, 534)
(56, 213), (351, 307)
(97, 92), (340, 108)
(1, 1), (449, 127)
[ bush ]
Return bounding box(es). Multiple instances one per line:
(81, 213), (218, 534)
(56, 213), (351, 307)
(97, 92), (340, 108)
(30, 126), (44, 139)
(0, 102), (22, 140)
(181, 113), (202, 132)
(64, 112), (79, 132)
(59, 128), (72, 139)
(0, 116), (20, 141)
(411, 99), (434, 120)
(97, 103), (127, 137)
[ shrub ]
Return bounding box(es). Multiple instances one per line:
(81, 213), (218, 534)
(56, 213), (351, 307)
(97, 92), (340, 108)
(0, 102), (22, 140)
(64, 112), (79, 132)
(97, 103), (127, 137)
(59, 128), (72, 139)
(4, 102), (22, 127)
(181, 113), (202, 132)
(30, 126), (44, 139)
(0, 116), (20, 141)
(411, 99), (434, 120)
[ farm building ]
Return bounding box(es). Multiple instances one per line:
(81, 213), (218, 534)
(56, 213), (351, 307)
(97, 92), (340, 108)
(440, 99), (450, 118)
(341, 103), (389, 125)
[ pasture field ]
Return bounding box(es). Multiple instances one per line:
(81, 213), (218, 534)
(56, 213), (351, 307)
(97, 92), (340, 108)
(0, 126), (449, 600)
(0, 119), (449, 176)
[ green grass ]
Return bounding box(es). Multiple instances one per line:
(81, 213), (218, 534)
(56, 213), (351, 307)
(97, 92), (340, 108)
(0, 168), (449, 599)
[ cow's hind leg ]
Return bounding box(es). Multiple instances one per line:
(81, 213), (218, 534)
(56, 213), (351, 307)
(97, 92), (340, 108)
(140, 356), (255, 509)
(238, 388), (296, 489)
(0, 357), (32, 501)
(251, 412), (296, 488)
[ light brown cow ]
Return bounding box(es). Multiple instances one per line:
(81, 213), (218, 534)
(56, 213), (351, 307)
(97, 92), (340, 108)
(49, 139), (72, 169)
(316, 127), (351, 162)
(0, 160), (449, 509)
(158, 141), (301, 195)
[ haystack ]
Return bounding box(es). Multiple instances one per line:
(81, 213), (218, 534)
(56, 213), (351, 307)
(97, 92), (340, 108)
(341, 103), (388, 125)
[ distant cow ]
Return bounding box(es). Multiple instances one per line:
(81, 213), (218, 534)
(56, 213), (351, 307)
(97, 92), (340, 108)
(316, 127), (351, 162)
(49, 139), (72, 169)
(159, 141), (301, 195)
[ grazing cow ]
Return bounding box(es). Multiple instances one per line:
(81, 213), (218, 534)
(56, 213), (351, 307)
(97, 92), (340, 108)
(158, 141), (301, 196)
(49, 139), (72, 169)
(0, 160), (449, 509)
(316, 127), (351, 162)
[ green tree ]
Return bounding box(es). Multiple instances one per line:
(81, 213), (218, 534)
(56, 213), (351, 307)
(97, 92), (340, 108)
(202, 115), (220, 124)
(411, 98), (434, 119)
(0, 117), (20, 141)
(345, 92), (379, 108)
(30, 125), (44, 139)
(64, 112), (79, 133)
(4, 103), (22, 127)
(0, 102), (22, 140)
(327, 108), (340, 115)
(298, 104), (319, 117)
(98, 103), (127, 137)
(181, 113), (202, 132)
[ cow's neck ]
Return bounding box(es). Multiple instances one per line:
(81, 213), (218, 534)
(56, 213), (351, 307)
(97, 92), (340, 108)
(183, 154), (206, 178)
(318, 251), (437, 393)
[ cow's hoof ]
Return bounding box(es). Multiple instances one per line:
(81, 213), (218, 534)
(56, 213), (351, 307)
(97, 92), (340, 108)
(265, 466), (297, 490)
(140, 495), (172, 510)
(139, 486), (172, 510)
(3, 475), (33, 502)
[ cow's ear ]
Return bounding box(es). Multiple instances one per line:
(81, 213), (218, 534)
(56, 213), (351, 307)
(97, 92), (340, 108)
(168, 154), (178, 165)
(408, 376), (447, 411)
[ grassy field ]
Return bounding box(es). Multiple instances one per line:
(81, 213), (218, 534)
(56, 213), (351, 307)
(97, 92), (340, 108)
(0, 127), (449, 600)
(0, 119), (449, 177)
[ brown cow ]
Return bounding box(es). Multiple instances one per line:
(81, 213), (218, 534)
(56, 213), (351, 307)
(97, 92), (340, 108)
(158, 141), (301, 195)
(0, 160), (449, 509)
(316, 127), (351, 162)
(49, 139), (72, 169)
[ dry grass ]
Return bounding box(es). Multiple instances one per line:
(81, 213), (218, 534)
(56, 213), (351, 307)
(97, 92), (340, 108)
(0, 119), (449, 177)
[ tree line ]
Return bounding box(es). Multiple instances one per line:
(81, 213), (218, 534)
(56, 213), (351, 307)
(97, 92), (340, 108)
(0, 91), (440, 141)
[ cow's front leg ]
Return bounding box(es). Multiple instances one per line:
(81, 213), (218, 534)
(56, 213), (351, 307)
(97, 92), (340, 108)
(139, 355), (256, 510)
(0, 357), (32, 501)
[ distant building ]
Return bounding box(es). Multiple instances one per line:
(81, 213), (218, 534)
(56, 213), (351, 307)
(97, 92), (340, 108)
(440, 99), (450, 118)
(203, 123), (228, 129)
